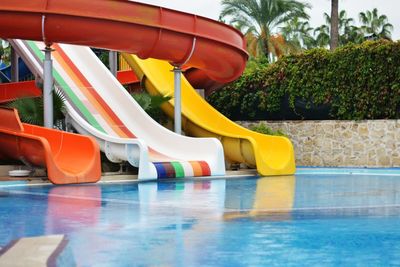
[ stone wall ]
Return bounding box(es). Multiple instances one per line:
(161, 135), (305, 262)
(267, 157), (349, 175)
(239, 120), (400, 167)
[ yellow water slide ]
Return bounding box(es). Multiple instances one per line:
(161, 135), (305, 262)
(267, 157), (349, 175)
(122, 55), (296, 176)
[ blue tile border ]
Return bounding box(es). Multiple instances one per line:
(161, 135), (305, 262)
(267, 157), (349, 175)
(296, 167), (400, 176)
(0, 181), (29, 187)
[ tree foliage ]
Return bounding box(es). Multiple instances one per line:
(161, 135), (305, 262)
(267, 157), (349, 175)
(359, 8), (393, 39)
(131, 92), (171, 123)
(221, 0), (310, 59)
(207, 40), (400, 120)
(7, 90), (66, 127)
(222, 3), (394, 56)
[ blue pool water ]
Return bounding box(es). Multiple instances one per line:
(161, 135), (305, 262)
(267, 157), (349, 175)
(0, 172), (400, 266)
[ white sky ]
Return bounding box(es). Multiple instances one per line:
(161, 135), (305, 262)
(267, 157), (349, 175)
(134, 0), (400, 40)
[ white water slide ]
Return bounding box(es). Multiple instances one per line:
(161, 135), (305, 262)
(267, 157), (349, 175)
(11, 40), (225, 180)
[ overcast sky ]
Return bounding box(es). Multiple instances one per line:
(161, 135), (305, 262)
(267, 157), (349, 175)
(134, 0), (400, 40)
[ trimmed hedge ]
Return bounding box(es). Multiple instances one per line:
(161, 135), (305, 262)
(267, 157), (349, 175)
(207, 40), (400, 120)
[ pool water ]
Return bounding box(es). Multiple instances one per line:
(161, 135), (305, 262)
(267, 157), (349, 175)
(0, 173), (400, 266)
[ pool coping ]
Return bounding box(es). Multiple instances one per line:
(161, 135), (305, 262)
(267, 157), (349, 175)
(0, 168), (259, 188)
(1, 167), (400, 188)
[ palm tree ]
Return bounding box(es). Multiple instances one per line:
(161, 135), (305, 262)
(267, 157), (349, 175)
(131, 92), (171, 124)
(245, 31), (264, 58)
(7, 90), (65, 127)
(281, 17), (315, 49)
(359, 8), (393, 40)
(315, 10), (363, 48)
(221, 0), (310, 60)
(232, 21), (262, 57)
(243, 29), (295, 59)
(339, 12), (364, 45)
(314, 24), (330, 48)
(330, 0), (339, 50)
(330, 10), (364, 45)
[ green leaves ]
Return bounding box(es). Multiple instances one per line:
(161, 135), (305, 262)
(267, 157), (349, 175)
(250, 122), (286, 136)
(131, 92), (171, 123)
(7, 89), (66, 126)
(208, 40), (400, 121)
(221, 0), (310, 58)
(359, 8), (393, 39)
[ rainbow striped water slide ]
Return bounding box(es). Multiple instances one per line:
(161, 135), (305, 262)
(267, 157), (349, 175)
(11, 39), (226, 180)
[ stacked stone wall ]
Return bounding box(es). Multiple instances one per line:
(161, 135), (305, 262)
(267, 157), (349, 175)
(239, 120), (400, 167)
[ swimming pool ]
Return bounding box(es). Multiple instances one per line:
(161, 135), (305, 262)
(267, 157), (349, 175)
(0, 170), (400, 266)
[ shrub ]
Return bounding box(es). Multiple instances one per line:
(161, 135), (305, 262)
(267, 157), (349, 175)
(7, 89), (66, 127)
(207, 40), (400, 120)
(249, 122), (286, 136)
(131, 92), (171, 123)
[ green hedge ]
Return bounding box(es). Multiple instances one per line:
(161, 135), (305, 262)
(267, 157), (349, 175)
(207, 40), (400, 120)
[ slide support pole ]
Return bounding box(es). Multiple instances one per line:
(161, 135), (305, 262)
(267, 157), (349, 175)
(43, 46), (54, 128)
(10, 47), (19, 82)
(109, 51), (118, 77)
(173, 66), (182, 135)
(171, 37), (196, 135)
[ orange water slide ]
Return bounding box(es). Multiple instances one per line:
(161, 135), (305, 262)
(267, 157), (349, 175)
(0, 81), (41, 103)
(0, 71), (138, 104)
(0, 108), (101, 184)
(0, 0), (248, 84)
(0, 72), (138, 103)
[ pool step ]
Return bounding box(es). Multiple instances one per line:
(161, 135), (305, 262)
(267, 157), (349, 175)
(0, 235), (67, 266)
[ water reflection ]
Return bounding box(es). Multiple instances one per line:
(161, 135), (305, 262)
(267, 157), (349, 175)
(293, 174), (400, 218)
(42, 180), (227, 265)
(138, 179), (226, 223)
(222, 174), (400, 220)
(224, 176), (296, 221)
(13, 174), (400, 244)
(135, 180), (226, 266)
(3, 174), (399, 242)
(46, 186), (102, 232)
(1, 174), (400, 266)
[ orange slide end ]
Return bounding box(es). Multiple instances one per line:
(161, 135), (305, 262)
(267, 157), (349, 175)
(0, 108), (101, 184)
(0, 81), (42, 103)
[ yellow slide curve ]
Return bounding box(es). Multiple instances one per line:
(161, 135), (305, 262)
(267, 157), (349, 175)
(122, 55), (296, 176)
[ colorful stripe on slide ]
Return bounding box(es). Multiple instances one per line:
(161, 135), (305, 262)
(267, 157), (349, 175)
(153, 161), (211, 179)
(25, 40), (211, 179)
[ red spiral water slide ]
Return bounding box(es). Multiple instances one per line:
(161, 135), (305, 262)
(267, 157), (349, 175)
(0, 0), (248, 83)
